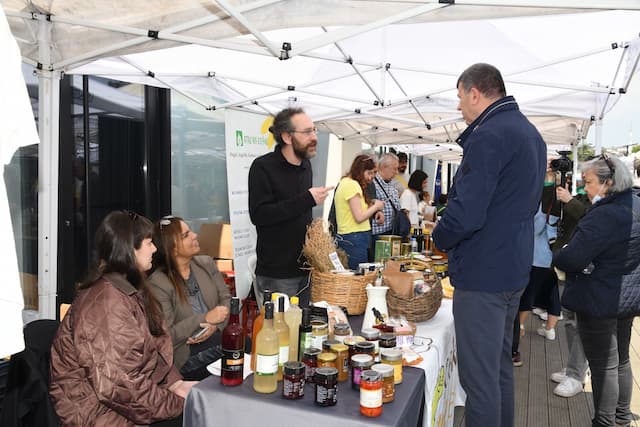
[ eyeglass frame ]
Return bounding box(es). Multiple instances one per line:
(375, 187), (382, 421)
(599, 153), (615, 178)
(288, 127), (318, 136)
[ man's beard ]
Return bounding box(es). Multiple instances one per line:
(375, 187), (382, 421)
(292, 136), (317, 160)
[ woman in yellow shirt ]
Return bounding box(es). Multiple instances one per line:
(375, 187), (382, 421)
(334, 154), (385, 270)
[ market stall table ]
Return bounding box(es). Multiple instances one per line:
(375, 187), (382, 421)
(184, 366), (425, 427)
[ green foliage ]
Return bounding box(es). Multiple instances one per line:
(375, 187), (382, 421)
(631, 145), (640, 154)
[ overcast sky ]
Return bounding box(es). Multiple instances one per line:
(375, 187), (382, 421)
(586, 76), (640, 149)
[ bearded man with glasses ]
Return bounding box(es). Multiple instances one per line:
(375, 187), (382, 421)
(249, 108), (333, 307)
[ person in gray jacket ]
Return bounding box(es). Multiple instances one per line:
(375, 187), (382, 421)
(149, 215), (231, 380)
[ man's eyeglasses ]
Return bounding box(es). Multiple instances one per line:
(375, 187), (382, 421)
(600, 153), (615, 177)
(289, 127), (318, 135)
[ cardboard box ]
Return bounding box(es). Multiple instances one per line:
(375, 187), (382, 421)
(199, 223), (233, 259)
(20, 272), (38, 311)
(214, 258), (234, 272)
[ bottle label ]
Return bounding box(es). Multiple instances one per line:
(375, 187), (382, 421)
(299, 332), (312, 352)
(221, 349), (244, 372)
(255, 354), (278, 375)
(360, 388), (383, 408)
(279, 346), (289, 366)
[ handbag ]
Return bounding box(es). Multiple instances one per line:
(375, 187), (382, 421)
(375, 177), (411, 237)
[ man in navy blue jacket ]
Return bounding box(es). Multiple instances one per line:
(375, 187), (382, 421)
(432, 63), (546, 427)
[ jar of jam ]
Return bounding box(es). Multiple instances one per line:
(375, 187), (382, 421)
(350, 354), (374, 390)
(379, 333), (396, 350)
(330, 343), (349, 382)
(317, 351), (337, 369)
(354, 341), (376, 361)
(344, 336), (365, 364)
(314, 367), (338, 407)
(380, 348), (403, 384)
(333, 323), (351, 343)
(302, 348), (321, 383)
(361, 328), (381, 362)
(359, 370), (383, 417)
(282, 361), (306, 400)
(372, 363), (395, 403)
(311, 320), (328, 350)
(322, 339), (340, 353)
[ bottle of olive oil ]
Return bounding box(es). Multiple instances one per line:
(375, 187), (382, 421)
(284, 296), (302, 362)
(250, 289), (272, 372)
(253, 302), (278, 393)
(273, 296), (290, 381)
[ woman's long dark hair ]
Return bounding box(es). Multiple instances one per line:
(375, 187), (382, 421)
(346, 154), (376, 205)
(151, 216), (189, 303)
(80, 211), (165, 337)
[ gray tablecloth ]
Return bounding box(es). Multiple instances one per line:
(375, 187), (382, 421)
(184, 366), (425, 427)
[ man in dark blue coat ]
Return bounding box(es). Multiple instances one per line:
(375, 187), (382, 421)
(432, 63), (546, 427)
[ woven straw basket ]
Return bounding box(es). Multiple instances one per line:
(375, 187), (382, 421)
(310, 270), (376, 315)
(387, 277), (443, 322)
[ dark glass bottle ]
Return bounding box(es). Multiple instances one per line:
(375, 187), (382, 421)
(221, 297), (244, 386)
(298, 307), (312, 361)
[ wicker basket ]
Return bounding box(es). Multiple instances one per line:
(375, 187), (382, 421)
(387, 277), (443, 322)
(310, 270), (376, 315)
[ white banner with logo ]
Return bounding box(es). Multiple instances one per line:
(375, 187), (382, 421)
(224, 110), (274, 300)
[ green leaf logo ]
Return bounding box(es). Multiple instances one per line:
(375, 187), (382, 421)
(235, 130), (244, 146)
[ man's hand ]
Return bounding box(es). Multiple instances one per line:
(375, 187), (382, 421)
(556, 185), (573, 204)
(374, 210), (384, 225)
(309, 186), (334, 205)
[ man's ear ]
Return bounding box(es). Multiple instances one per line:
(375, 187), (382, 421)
(470, 87), (482, 105)
(281, 131), (293, 145)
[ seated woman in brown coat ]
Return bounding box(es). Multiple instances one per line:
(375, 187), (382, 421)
(50, 211), (194, 427)
(149, 216), (231, 380)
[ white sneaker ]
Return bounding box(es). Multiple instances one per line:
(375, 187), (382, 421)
(553, 377), (583, 397)
(550, 368), (567, 383)
(532, 307), (546, 319)
(537, 325), (556, 340)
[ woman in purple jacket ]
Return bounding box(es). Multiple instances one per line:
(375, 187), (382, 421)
(554, 155), (639, 427)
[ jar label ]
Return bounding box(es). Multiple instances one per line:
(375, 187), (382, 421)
(316, 384), (337, 404)
(255, 354), (278, 375)
(221, 349), (244, 372)
(352, 367), (362, 384)
(283, 377), (305, 398)
(360, 388), (383, 408)
(311, 334), (327, 350)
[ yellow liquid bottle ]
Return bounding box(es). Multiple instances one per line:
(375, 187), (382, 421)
(284, 296), (302, 362)
(250, 289), (272, 372)
(273, 296), (290, 381)
(253, 302), (278, 393)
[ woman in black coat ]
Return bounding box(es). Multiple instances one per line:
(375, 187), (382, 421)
(553, 154), (639, 427)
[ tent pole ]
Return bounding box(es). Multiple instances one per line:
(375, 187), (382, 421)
(594, 119), (603, 155)
(572, 143), (579, 195)
(36, 15), (60, 320)
(213, 0), (280, 58)
(288, 3), (446, 58)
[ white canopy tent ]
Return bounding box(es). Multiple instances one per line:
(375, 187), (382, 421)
(2, 0), (640, 317)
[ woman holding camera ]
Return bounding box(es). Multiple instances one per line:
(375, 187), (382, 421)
(149, 216), (231, 380)
(554, 154), (639, 427)
(50, 211), (192, 426)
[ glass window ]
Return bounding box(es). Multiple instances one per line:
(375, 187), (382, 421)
(4, 64), (39, 310)
(170, 91), (228, 231)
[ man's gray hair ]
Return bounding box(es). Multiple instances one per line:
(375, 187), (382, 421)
(581, 154), (634, 194)
(378, 152), (399, 167)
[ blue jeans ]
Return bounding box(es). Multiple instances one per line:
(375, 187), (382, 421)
(577, 314), (634, 427)
(563, 309), (589, 382)
(336, 231), (370, 270)
(454, 287), (525, 427)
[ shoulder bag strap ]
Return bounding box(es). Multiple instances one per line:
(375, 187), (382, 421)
(375, 176), (399, 212)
